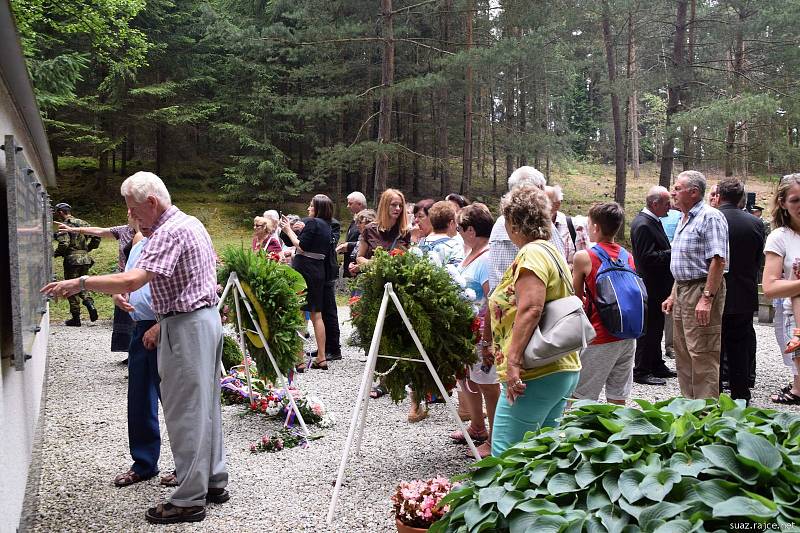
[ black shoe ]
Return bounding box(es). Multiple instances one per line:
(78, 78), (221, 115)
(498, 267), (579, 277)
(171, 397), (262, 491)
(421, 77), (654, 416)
(634, 374), (667, 386)
(206, 487), (230, 504)
(84, 300), (98, 322)
(664, 349), (675, 359)
(652, 367), (677, 379)
(65, 313), (81, 327)
(326, 352), (342, 361)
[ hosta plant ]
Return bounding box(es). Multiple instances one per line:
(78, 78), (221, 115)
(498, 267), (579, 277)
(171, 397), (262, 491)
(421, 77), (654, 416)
(350, 248), (477, 402)
(218, 247), (306, 383)
(431, 395), (800, 533)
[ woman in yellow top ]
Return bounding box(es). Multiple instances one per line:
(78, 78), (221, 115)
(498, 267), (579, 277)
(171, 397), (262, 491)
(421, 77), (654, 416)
(488, 186), (582, 456)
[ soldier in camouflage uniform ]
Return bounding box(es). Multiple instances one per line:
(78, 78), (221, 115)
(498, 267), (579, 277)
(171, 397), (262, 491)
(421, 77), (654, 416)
(53, 203), (101, 326)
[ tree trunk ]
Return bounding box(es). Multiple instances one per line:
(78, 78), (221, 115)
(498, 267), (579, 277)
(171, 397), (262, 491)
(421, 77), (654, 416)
(601, 1), (627, 217)
(461, 0), (474, 197)
(437, 0), (452, 197)
(518, 58), (527, 167)
(627, 11), (640, 181)
(659, 0), (688, 188)
(682, 0), (696, 171)
(478, 85), (486, 185)
(374, 0), (394, 200)
(155, 124), (164, 177)
(490, 87), (499, 192)
(725, 10), (745, 177)
(411, 93), (420, 195)
(504, 76), (514, 178)
(120, 131), (128, 175)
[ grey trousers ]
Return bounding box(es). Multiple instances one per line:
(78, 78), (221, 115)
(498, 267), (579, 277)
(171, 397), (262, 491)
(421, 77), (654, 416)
(158, 307), (228, 507)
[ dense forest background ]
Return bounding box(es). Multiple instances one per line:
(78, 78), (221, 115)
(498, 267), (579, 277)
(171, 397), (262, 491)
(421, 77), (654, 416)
(11, 0), (800, 207)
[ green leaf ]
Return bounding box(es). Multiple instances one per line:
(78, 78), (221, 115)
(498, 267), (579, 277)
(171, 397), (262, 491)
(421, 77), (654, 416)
(669, 450), (712, 477)
(736, 431), (783, 472)
(618, 470), (645, 503)
(639, 469), (681, 502)
(525, 514), (568, 533)
(472, 465), (501, 487)
(546, 472), (580, 495)
(475, 511), (498, 532)
(597, 505), (630, 533)
(608, 418), (663, 442)
(692, 479), (742, 505)
(515, 499), (561, 514)
(508, 511), (537, 533)
(575, 462), (604, 488)
(464, 500), (493, 531)
(598, 416), (624, 433)
(589, 443), (625, 464)
(653, 520), (702, 533)
(528, 461), (553, 486)
(700, 445), (759, 484)
(497, 490), (524, 517)
(638, 502), (689, 529)
(477, 486), (506, 508)
(717, 393), (738, 411)
(574, 438), (607, 453)
(712, 496), (779, 520)
(602, 472), (621, 502)
(586, 485), (612, 510)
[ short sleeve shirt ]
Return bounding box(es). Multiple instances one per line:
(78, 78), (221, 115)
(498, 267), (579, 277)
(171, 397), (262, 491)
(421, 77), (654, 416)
(413, 235), (465, 268)
(359, 222), (410, 260)
(458, 251), (490, 314)
(125, 238), (155, 321)
(135, 206), (219, 314)
(488, 240), (582, 382)
(764, 227), (800, 312)
(670, 201), (729, 281)
(584, 243), (636, 344)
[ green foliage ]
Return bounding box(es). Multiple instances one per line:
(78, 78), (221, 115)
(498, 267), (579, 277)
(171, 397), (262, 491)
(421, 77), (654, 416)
(431, 395), (800, 533)
(217, 247), (306, 383)
(222, 334), (244, 370)
(350, 249), (477, 402)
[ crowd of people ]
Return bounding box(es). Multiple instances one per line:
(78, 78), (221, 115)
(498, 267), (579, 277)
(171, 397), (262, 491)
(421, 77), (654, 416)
(42, 165), (800, 523)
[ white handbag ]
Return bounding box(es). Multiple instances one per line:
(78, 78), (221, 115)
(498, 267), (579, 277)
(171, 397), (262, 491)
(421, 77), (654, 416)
(523, 244), (596, 369)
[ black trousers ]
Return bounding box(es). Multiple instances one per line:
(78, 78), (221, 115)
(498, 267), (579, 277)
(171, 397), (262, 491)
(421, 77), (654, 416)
(634, 294), (666, 378)
(322, 281), (341, 355)
(720, 312), (755, 401)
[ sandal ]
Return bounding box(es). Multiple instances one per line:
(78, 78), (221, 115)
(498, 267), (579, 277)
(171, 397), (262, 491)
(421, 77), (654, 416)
(408, 407), (429, 423)
(785, 329), (800, 354)
(295, 363), (306, 373)
(309, 360), (328, 370)
(160, 470), (178, 487)
(145, 502), (206, 524)
(770, 382), (794, 402)
(466, 441), (492, 459)
(450, 427), (488, 444)
(772, 389), (800, 405)
(113, 469), (154, 487)
(370, 385), (388, 399)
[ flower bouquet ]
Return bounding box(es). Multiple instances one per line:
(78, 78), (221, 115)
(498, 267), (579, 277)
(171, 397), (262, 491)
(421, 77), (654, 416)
(392, 477), (452, 532)
(350, 248), (477, 402)
(248, 428), (321, 453)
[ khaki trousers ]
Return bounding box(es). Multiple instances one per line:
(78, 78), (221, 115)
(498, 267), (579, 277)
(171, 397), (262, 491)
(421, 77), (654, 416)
(672, 278), (726, 400)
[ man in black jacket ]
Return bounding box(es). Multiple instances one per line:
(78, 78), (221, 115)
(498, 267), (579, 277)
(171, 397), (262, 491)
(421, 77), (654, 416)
(630, 186), (677, 385)
(717, 178), (765, 403)
(337, 191), (367, 278)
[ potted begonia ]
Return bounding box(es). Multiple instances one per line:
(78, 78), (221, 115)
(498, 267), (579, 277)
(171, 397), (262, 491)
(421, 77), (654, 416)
(391, 477), (452, 533)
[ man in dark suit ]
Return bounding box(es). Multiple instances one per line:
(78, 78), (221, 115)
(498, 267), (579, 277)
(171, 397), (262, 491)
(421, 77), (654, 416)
(337, 191), (367, 278)
(630, 186), (677, 385)
(718, 177), (765, 403)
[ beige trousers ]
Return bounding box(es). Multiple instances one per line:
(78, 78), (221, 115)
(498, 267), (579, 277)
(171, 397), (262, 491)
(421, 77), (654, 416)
(672, 278), (726, 400)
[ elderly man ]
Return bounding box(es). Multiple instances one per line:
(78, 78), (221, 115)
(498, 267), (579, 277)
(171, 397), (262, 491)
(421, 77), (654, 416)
(630, 186), (676, 386)
(662, 171), (729, 400)
(717, 178), (764, 403)
(546, 185), (580, 266)
(42, 172), (227, 524)
(337, 191), (367, 277)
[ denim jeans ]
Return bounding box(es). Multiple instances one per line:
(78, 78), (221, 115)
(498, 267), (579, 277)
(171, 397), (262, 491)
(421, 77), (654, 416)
(128, 320), (161, 477)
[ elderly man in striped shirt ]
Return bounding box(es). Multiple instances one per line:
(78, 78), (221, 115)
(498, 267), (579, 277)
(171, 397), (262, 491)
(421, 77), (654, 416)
(42, 171), (227, 525)
(662, 170), (729, 400)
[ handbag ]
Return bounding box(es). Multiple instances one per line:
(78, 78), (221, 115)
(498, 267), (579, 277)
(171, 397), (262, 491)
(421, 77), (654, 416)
(523, 243), (596, 369)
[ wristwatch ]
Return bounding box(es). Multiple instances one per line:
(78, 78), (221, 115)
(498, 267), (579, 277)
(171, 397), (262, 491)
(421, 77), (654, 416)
(79, 275), (89, 292)
(702, 290), (715, 299)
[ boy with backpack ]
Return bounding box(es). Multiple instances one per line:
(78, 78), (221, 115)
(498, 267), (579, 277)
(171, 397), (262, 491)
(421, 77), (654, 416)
(571, 202), (647, 404)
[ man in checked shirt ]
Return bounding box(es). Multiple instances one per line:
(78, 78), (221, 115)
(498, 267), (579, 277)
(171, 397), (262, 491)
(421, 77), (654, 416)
(42, 171), (227, 525)
(662, 170), (729, 400)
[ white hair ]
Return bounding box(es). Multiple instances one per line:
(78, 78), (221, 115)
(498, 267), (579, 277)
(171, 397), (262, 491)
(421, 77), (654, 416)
(677, 170), (707, 196)
(263, 209), (279, 220)
(545, 185), (564, 202)
(508, 166), (546, 192)
(347, 191), (367, 207)
(121, 171), (171, 205)
(645, 185), (669, 207)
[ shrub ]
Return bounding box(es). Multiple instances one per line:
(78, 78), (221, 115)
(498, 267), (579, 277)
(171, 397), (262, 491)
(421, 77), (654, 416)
(350, 248), (477, 402)
(218, 247), (306, 382)
(221, 335), (244, 370)
(431, 395), (800, 532)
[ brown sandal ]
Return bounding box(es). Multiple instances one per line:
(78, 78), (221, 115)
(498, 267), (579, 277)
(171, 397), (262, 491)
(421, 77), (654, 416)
(113, 469), (154, 487)
(145, 502), (206, 524)
(785, 328), (800, 354)
(160, 470), (178, 487)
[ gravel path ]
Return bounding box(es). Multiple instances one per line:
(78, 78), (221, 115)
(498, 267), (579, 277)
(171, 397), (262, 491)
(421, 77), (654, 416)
(26, 309), (800, 532)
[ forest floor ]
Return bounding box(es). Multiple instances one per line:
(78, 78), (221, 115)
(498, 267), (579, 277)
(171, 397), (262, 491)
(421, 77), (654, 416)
(47, 160), (779, 323)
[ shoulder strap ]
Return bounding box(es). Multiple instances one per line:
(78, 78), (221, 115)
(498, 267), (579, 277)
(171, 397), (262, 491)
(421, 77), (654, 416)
(566, 216), (577, 245)
(534, 242), (575, 296)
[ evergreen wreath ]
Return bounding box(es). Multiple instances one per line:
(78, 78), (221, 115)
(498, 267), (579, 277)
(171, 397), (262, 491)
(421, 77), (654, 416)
(350, 248), (478, 402)
(218, 247), (306, 383)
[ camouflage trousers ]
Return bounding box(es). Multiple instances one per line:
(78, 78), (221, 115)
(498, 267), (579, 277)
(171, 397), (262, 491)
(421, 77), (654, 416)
(63, 264), (94, 315)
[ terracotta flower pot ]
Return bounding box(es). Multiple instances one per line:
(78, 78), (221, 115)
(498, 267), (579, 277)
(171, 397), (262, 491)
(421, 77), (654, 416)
(396, 517), (428, 533)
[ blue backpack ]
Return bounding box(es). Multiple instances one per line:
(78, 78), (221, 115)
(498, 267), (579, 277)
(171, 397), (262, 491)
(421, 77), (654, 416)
(589, 245), (648, 339)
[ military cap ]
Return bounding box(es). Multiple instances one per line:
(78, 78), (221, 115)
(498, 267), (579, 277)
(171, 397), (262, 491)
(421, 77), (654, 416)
(54, 202), (71, 211)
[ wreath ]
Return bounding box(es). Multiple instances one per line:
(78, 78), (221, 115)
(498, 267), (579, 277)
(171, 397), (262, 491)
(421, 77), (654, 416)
(350, 248), (478, 402)
(218, 247), (306, 383)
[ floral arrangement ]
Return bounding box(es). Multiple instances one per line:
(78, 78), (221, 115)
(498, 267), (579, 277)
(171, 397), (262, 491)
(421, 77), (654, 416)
(218, 246), (306, 383)
(392, 477), (452, 529)
(350, 248), (477, 402)
(249, 428), (317, 453)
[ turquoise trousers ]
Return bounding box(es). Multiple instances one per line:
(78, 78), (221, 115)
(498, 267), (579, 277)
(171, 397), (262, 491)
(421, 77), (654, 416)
(491, 371), (580, 456)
